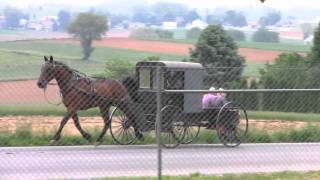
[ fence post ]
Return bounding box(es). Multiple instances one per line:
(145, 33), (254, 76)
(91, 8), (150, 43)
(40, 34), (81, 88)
(156, 66), (162, 180)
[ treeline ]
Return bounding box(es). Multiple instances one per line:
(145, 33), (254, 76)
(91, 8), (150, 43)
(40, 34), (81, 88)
(229, 52), (320, 113)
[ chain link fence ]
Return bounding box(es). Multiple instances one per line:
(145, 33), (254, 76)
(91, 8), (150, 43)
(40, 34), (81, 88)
(1, 59), (320, 179)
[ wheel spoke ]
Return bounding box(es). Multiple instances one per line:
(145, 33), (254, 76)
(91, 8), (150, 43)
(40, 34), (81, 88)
(110, 107), (137, 145)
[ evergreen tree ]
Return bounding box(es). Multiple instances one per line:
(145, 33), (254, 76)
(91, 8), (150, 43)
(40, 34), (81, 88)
(310, 22), (320, 64)
(190, 25), (245, 88)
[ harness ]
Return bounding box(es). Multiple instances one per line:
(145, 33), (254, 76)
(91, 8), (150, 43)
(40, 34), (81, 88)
(42, 64), (126, 106)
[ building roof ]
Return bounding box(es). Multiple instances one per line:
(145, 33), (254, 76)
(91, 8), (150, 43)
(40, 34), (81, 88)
(136, 61), (204, 70)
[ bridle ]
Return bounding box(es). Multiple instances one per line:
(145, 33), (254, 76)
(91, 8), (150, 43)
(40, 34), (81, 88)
(40, 63), (62, 106)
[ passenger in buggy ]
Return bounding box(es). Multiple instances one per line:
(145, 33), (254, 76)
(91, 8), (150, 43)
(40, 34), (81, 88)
(202, 87), (226, 109)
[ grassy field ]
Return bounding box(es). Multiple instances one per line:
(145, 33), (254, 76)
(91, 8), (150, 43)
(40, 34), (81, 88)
(141, 38), (310, 53)
(101, 171), (320, 180)
(0, 41), (185, 81)
(134, 28), (311, 53)
(0, 40), (265, 80)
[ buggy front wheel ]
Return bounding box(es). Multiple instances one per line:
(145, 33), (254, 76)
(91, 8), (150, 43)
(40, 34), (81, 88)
(109, 106), (137, 145)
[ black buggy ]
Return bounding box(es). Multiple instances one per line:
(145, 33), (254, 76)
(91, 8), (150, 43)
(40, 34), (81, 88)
(109, 61), (248, 148)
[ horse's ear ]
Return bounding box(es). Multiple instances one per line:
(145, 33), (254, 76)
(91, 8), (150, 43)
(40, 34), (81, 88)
(44, 56), (48, 62)
(49, 56), (53, 63)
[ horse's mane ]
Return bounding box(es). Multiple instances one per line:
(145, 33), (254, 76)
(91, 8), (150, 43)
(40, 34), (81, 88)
(53, 61), (69, 68)
(54, 61), (87, 78)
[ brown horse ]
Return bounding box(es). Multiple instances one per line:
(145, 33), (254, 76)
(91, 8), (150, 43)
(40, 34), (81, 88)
(37, 56), (141, 145)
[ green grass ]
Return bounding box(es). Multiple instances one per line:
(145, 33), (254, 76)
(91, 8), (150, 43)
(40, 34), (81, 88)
(2, 124), (320, 147)
(99, 171), (320, 180)
(130, 36), (310, 53)
(0, 104), (315, 120)
(0, 104), (100, 116)
(2, 102), (320, 122)
(0, 41), (185, 81)
(248, 111), (320, 122)
(0, 40), (264, 80)
(237, 41), (310, 53)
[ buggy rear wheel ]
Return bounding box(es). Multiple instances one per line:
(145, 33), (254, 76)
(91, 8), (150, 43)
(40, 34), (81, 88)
(181, 122), (200, 144)
(109, 106), (137, 145)
(216, 102), (248, 147)
(156, 105), (185, 149)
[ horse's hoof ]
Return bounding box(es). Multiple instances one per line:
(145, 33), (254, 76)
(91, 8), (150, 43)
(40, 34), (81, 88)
(94, 141), (102, 147)
(49, 140), (58, 146)
(84, 134), (92, 142)
(136, 132), (144, 141)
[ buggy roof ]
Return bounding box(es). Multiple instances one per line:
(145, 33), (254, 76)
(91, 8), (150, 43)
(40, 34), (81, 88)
(136, 61), (204, 70)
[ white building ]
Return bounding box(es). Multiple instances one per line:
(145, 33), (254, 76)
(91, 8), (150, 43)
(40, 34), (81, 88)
(186, 19), (208, 29)
(162, 21), (177, 30)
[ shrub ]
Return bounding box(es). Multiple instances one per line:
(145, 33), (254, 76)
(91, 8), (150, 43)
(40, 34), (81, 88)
(186, 27), (201, 39)
(94, 59), (135, 80)
(252, 28), (279, 43)
(130, 28), (173, 40)
(130, 28), (159, 39)
(227, 29), (246, 41)
(155, 29), (174, 39)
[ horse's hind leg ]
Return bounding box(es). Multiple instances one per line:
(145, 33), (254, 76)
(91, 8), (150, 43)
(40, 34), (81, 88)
(49, 111), (73, 145)
(95, 104), (111, 146)
(72, 113), (92, 143)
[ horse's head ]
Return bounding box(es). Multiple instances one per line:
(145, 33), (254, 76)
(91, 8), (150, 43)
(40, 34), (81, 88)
(37, 56), (56, 89)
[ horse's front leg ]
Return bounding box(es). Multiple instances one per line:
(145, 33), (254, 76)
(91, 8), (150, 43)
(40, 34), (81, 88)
(72, 113), (92, 143)
(49, 111), (74, 145)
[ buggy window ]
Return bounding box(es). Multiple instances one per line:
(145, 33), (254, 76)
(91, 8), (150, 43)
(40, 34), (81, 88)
(139, 69), (151, 88)
(165, 71), (184, 90)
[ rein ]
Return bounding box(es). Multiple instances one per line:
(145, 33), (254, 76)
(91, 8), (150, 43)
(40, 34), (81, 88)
(43, 82), (62, 106)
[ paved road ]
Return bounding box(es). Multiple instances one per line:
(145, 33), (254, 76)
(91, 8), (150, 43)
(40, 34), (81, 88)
(1, 143), (320, 179)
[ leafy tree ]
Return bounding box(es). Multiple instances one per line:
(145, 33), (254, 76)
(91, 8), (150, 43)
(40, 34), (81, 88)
(252, 28), (279, 43)
(152, 1), (188, 22)
(57, 10), (71, 31)
(186, 27), (201, 39)
(223, 10), (247, 27)
(310, 22), (320, 64)
(258, 12), (281, 27)
(184, 9), (200, 24)
(52, 20), (58, 32)
(206, 14), (222, 25)
(162, 12), (176, 21)
(109, 14), (129, 27)
(132, 7), (154, 23)
(68, 12), (108, 60)
(300, 23), (315, 39)
(3, 6), (25, 28)
(259, 53), (316, 112)
(190, 25), (245, 88)
(227, 29), (245, 41)
(102, 59), (135, 79)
